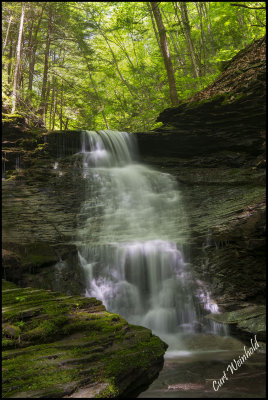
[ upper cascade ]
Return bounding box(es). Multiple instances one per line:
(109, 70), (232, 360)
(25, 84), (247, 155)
(81, 130), (137, 167)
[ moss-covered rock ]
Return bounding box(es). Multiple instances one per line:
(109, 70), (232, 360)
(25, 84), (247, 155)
(2, 279), (167, 398)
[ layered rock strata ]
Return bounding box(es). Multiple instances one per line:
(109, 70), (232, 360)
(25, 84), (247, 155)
(2, 279), (167, 398)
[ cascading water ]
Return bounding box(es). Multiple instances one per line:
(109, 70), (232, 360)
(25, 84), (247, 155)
(76, 130), (227, 349)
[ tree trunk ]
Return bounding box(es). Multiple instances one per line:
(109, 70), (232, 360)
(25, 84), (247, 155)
(40, 4), (52, 122)
(77, 36), (110, 129)
(64, 118), (69, 130)
(12, 3), (25, 113)
(195, 2), (206, 75)
(2, 15), (13, 56)
(147, 2), (160, 48)
(49, 76), (56, 130)
(44, 79), (50, 126)
(28, 5), (45, 92)
(52, 87), (58, 131)
(88, 70), (109, 129)
(18, 28), (25, 96)
(101, 31), (136, 98)
(150, 2), (179, 106)
(203, 2), (217, 55)
(162, 9), (186, 73)
(177, 2), (200, 78)
(7, 39), (13, 85)
(60, 80), (63, 130)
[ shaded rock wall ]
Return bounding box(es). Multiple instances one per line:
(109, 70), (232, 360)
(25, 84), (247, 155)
(2, 149), (88, 294)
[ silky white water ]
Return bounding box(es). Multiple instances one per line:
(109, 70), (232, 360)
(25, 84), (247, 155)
(77, 130), (227, 348)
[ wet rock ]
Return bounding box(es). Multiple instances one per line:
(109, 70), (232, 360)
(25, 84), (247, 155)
(2, 324), (21, 339)
(205, 305), (266, 341)
(2, 279), (167, 398)
(2, 148), (87, 294)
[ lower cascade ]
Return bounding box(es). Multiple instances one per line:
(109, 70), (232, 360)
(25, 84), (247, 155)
(76, 130), (226, 348)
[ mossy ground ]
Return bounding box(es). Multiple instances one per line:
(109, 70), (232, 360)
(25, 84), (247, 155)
(2, 280), (167, 398)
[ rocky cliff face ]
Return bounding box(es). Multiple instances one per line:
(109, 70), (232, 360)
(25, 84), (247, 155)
(2, 36), (266, 342)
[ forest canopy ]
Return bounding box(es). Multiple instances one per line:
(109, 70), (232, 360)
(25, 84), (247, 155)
(2, 2), (266, 132)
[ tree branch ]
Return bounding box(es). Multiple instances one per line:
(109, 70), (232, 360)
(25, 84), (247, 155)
(230, 3), (266, 9)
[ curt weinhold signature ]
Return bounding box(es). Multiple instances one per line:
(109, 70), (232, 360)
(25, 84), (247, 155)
(212, 335), (260, 391)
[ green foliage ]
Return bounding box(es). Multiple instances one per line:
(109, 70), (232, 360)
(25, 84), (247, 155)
(2, 2), (266, 131)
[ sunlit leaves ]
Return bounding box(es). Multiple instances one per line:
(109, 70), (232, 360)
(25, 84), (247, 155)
(2, 1), (266, 131)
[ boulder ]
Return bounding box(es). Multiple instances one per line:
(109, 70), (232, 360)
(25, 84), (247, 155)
(2, 279), (167, 398)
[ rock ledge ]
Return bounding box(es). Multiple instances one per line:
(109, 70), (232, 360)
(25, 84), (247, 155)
(2, 279), (167, 398)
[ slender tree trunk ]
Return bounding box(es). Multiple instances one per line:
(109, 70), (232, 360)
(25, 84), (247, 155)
(113, 89), (129, 113)
(147, 2), (160, 48)
(162, 9), (186, 73)
(26, 8), (34, 92)
(7, 39), (13, 85)
(202, 3), (211, 32)
(44, 79), (50, 126)
(12, 3), (25, 113)
(27, 8), (34, 52)
(195, 2), (206, 75)
(28, 5), (45, 92)
(88, 70), (109, 129)
(74, 30), (109, 129)
(2, 15), (13, 56)
(111, 33), (151, 107)
(150, 2), (179, 106)
(52, 88), (58, 131)
(101, 31), (136, 98)
(18, 28), (25, 95)
(177, 2), (200, 78)
(60, 80), (63, 130)
(40, 4), (52, 121)
(64, 118), (69, 130)
(77, 37), (109, 129)
(49, 76), (56, 130)
(204, 2), (217, 55)
(112, 35), (136, 70)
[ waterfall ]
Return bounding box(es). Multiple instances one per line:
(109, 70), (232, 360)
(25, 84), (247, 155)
(76, 130), (227, 347)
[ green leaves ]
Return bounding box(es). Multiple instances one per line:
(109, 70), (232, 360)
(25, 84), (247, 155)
(2, 1), (266, 131)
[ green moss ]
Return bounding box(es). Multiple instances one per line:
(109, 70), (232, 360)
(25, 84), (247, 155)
(2, 112), (24, 124)
(206, 305), (266, 324)
(2, 338), (17, 350)
(186, 93), (227, 110)
(2, 280), (18, 290)
(23, 316), (69, 343)
(184, 91), (247, 109)
(2, 280), (166, 398)
(3, 324), (21, 339)
(2, 112), (23, 118)
(96, 383), (120, 398)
